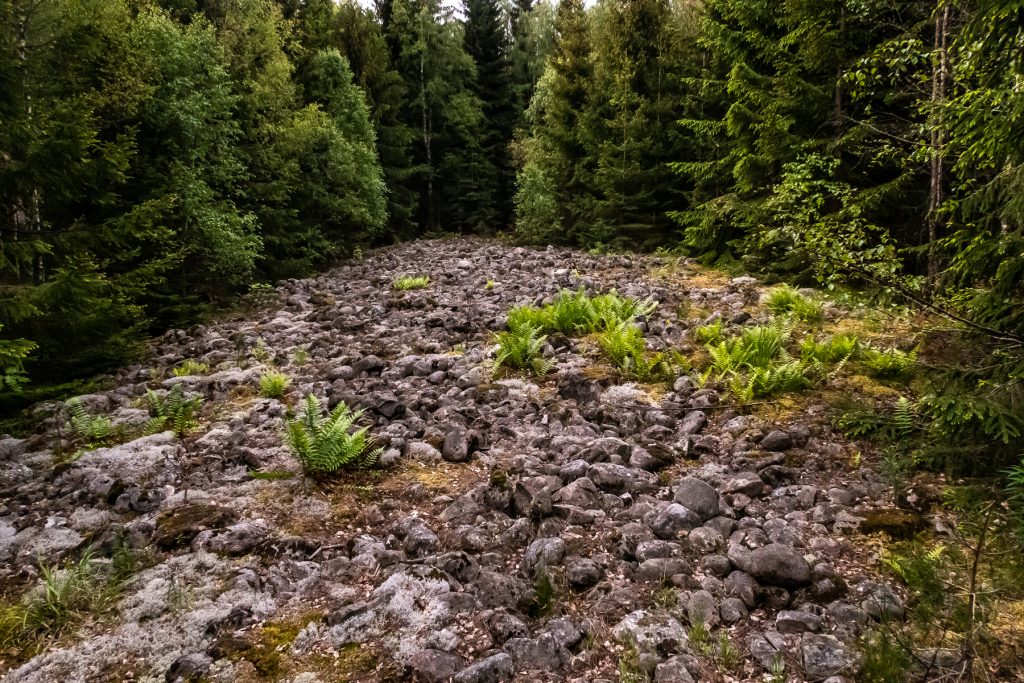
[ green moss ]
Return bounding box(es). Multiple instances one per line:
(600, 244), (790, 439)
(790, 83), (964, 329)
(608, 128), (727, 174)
(859, 509), (926, 539)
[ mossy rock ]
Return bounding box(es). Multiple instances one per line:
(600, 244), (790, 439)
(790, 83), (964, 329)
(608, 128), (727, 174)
(154, 503), (239, 549)
(859, 509), (926, 539)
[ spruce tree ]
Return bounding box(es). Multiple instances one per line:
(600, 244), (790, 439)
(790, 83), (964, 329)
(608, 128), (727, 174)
(514, 0), (593, 244)
(463, 0), (516, 228)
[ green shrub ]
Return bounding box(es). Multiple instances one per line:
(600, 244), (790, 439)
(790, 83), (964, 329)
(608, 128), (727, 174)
(285, 394), (381, 475)
(144, 385), (203, 439)
(765, 284), (824, 322)
(259, 370), (291, 399)
(495, 323), (551, 376)
(392, 275), (430, 290)
(864, 345), (918, 378)
(172, 359), (209, 377)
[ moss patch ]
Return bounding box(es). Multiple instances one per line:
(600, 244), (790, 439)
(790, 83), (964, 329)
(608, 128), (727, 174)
(859, 509), (926, 539)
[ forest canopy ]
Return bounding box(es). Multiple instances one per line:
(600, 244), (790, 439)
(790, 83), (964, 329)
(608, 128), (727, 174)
(1, 0), (1022, 418)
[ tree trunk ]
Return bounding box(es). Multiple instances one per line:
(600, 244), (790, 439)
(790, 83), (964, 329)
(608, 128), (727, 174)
(926, 0), (950, 284)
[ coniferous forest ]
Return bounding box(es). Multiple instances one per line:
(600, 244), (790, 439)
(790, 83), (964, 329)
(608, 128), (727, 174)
(2, 0), (1024, 679)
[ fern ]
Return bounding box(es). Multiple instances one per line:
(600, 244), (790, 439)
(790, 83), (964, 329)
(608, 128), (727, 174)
(64, 398), (114, 454)
(864, 345), (918, 379)
(145, 385), (203, 439)
(765, 285), (824, 322)
(495, 323), (551, 376)
(285, 395), (382, 475)
(259, 370), (291, 399)
(506, 289), (656, 337)
(172, 359), (209, 377)
(694, 320), (724, 344)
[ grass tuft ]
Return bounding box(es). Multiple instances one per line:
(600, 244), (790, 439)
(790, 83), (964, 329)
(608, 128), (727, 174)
(258, 370), (291, 399)
(392, 275), (430, 291)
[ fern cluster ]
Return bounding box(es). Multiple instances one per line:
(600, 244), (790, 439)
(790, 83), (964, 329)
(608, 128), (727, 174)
(285, 395), (381, 475)
(145, 385), (203, 439)
(702, 323), (817, 400)
(495, 323), (551, 376)
(172, 359), (209, 377)
(507, 289), (656, 336)
(800, 333), (861, 365)
(694, 320), (724, 344)
(65, 398), (114, 452)
(838, 396), (919, 440)
(863, 345), (918, 378)
(597, 321), (686, 381)
(765, 285), (824, 322)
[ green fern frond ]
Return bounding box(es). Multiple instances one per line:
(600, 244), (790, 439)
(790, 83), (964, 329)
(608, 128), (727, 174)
(284, 395), (380, 476)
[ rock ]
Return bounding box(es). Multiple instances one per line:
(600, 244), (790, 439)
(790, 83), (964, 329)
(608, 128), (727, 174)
(553, 477), (603, 509)
(760, 430), (793, 451)
(165, 653), (212, 682)
(700, 554), (733, 578)
(154, 504), (238, 549)
(724, 571), (758, 609)
(613, 610), (688, 654)
(672, 478), (720, 520)
(687, 526), (724, 553)
(558, 371), (600, 404)
(407, 441), (443, 462)
(520, 537), (565, 578)
(636, 558), (691, 582)
(719, 597), (749, 624)
(728, 543), (812, 588)
(777, 610), (823, 634)
(512, 477), (554, 519)
(482, 610), (529, 644)
(442, 428), (471, 462)
(679, 411), (706, 435)
(588, 462), (658, 494)
(748, 631), (787, 670)
(204, 520), (271, 555)
(504, 633), (568, 671)
(861, 584), (905, 621)
(722, 471), (765, 497)
(650, 503), (702, 539)
(566, 557), (603, 589)
(584, 437), (632, 463)
(687, 590), (719, 627)
(654, 656), (696, 683)
(408, 649), (468, 682)
(453, 653), (515, 683)
(801, 634), (857, 680)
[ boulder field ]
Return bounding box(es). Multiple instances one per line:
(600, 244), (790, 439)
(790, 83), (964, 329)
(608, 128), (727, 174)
(0, 238), (906, 682)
